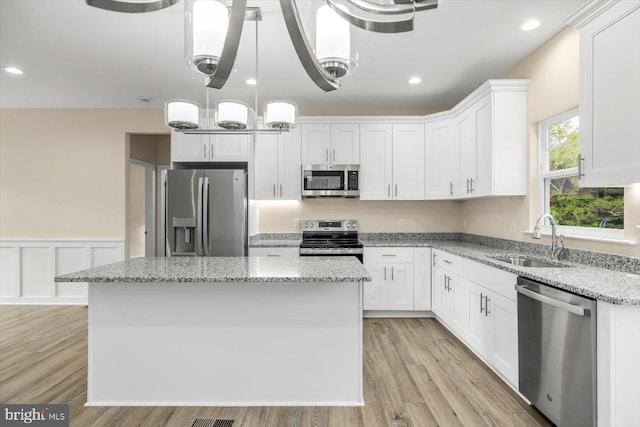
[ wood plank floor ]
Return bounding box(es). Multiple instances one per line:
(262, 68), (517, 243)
(0, 305), (550, 427)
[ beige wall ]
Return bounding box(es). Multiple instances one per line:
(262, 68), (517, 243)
(130, 134), (171, 165)
(258, 200), (463, 233)
(0, 109), (167, 239)
(462, 27), (640, 257)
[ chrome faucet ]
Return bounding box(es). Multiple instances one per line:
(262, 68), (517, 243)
(532, 214), (564, 259)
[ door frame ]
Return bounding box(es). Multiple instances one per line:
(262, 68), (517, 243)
(156, 165), (170, 256)
(129, 158), (156, 257)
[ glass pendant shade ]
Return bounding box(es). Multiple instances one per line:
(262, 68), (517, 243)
(215, 100), (249, 129)
(165, 100), (200, 130)
(264, 101), (297, 130)
(315, 4), (356, 78)
(185, 0), (229, 75)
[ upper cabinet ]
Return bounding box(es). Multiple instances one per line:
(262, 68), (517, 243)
(301, 123), (360, 165)
(171, 132), (249, 163)
(360, 123), (425, 200)
(574, 1), (640, 186)
(455, 82), (528, 199)
(425, 118), (457, 199)
(254, 126), (302, 201)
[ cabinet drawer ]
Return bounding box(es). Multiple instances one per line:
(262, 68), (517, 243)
(464, 258), (517, 301)
(364, 247), (414, 264)
(432, 249), (464, 273)
(249, 247), (300, 257)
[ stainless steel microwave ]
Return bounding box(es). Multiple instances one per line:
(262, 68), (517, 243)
(302, 164), (359, 198)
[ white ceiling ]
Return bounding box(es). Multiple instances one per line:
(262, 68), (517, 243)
(0, 0), (585, 111)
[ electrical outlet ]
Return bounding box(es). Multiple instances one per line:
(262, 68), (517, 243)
(398, 219), (405, 228)
(293, 218), (301, 229)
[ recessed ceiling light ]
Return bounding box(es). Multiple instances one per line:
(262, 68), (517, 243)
(3, 66), (23, 75)
(246, 78), (257, 85)
(521, 19), (540, 31)
(409, 77), (422, 85)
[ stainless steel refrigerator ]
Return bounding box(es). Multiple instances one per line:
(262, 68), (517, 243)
(166, 169), (247, 257)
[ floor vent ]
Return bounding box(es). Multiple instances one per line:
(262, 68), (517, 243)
(191, 419), (235, 427)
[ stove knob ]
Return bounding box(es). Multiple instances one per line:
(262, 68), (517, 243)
(304, 223), (308, 229)
(310, 223), (314, 228)
(346, 223), (352, 229)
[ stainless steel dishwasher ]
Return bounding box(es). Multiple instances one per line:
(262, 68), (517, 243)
(516, 277), (597, 427)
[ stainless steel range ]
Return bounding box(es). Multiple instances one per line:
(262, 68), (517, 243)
(299, 220), (363, 263)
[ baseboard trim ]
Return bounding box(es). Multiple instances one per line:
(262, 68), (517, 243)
(364, 310), (434, 318)
(85, 400), (366, 407)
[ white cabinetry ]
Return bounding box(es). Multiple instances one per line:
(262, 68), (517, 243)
(425, 118), (458, 199)
(456, 82), (527, 199)
(577, 1), (640, 186)
(363, 248), (414, 311)
(359, 124), (392, 200)
(301, 123), (359, 165)
(413, 248), (432, 311)
(171, 132), (249, 163)
(248, 247), (299, 257)
(359, 123), (425, 200)
(431, 249), (518, 386)
(254, 126), (301, 200)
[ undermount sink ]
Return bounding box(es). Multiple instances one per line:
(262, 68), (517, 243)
(490, 256), (567, 268)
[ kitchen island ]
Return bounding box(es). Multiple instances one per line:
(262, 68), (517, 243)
(55, 256), (371, 407)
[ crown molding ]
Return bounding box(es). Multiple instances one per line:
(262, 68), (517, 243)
(564, 0), (620, 28)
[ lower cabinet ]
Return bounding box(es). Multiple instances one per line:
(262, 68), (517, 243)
(432, 249), (518, 387)
(363, 247), (431, 311)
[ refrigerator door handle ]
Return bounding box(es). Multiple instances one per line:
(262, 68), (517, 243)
(202, 177), (210, 256)
(196, 177), (204, 256)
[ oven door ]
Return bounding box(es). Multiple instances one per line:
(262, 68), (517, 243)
(299, 247), (364, 263)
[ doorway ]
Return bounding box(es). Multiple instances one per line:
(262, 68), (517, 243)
(127, 134), (171, 258)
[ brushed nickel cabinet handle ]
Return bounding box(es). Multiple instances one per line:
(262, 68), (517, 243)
(280, 184), (283, 197)
(326, 148), (329, 162)
(578, 154), (585, 179)
(272, 184), (276, 197)
(485, 296), (490, 316)
(333, 148), (336, 162)
(470, 178), (475, 193)
(203, 143), (207, 159)
(384, 266), (387, 281)
(450, 181), (453, 196)
(480, 293), (484, 313)
(391, 267), (394, 281)
(433, 254), (437, 267)
(388, 184), (391, 197)
(395, 184), (398, 197)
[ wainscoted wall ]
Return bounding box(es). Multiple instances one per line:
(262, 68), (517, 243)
(0, 240), (124, 305)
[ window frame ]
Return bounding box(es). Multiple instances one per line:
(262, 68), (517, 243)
(537, 108), (624, 241)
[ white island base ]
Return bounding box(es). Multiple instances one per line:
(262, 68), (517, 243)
(87, 281), (363, 406)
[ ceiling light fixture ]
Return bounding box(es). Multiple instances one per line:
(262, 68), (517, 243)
(264, 101), (297, 130)
(3, 67), (23, 75)
(215, 100), (249, 130)
(85, 0), (178, 13)
(409, 77), (422, 85)
(521, 19), (541, 31)
(315, 4), (357, 78)
(165, 100), (200, 130)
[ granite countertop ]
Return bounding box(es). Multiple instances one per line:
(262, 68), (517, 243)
(250, 239), (301, 248)
(55, 256), (371, 283)
(425, 241), (639, 305)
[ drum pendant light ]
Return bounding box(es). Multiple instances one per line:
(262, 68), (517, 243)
(165, 100), (200, 130)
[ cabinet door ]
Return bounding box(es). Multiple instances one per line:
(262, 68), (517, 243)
(431, 265), (445, 317)
(363, 261), (388, 310)
(359, 123), (392, 200)
(413, 248), (431, 311)
(425, 118), (457, 199)
(171, 132), (207, 162)
(331, 124), (360, 164)
(301, 124), (331, 164)
(392, 124), (425, 200)
(450, 274), (469, 336)
(580, 3), (640, 186)
(254, 133), (279, 200)
(209, 134), (249, 162)
(465, 281), (488, 354)
(473, 95), (492, 197)
(485, 291), (518, 386)
(457, 107), (476, 196)
(278, 126), (302, 200)
(388, 263), (414, 311)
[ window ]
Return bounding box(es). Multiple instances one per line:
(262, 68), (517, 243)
(539, 108), (624, 239)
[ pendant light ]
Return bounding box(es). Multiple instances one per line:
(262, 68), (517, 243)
(264, 101), (297, 130)
(165, 100), (200, 130)
(215, 100), (249, 130)
(315, 4), (357, 78)
(185, 0), (229, 75)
